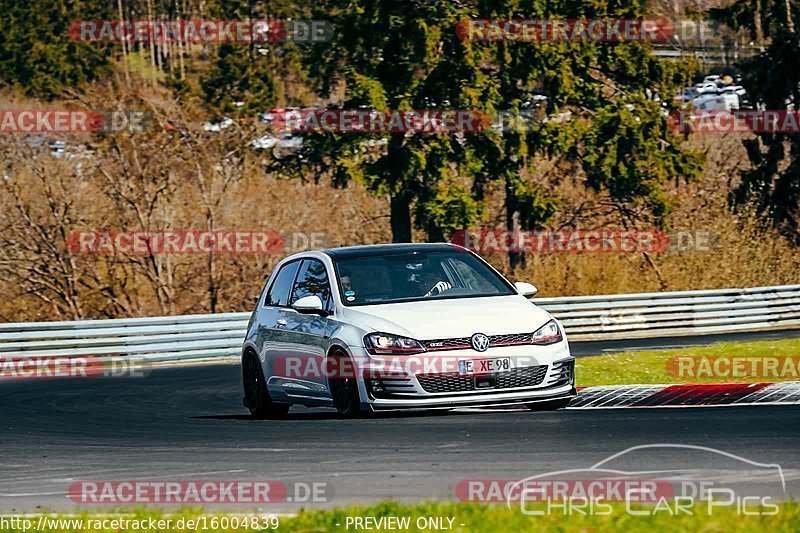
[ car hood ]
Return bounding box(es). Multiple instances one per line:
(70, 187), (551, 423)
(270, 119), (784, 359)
(338, 295), (552, 340)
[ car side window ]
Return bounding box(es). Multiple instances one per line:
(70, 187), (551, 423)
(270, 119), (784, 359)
(290, 259), (333, 312)
(265, 261), (301, 307)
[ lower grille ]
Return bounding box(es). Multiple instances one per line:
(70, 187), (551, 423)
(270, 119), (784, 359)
(417, 365), (549, 393)
(549, 359), (574, 387)
(423, 332), (534, 351)
(497, 365), (549, 388)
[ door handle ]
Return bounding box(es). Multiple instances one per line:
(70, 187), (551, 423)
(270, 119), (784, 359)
(276, 319), (287, 327)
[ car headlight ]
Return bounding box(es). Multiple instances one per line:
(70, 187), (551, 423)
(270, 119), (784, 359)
(364, 333), (426, 355)
(531, 319), (562, 345)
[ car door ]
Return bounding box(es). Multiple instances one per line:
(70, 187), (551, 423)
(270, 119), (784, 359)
(257, 259), (302, 401)
(277, 258), (338, 402)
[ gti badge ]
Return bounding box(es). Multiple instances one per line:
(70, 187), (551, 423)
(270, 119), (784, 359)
(470, 333), (490, 352)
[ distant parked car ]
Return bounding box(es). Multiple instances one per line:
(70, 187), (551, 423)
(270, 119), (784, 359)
(259, 108), (285, 123)
(251, 134), (279, 150)
(519, 94), (549, 120)
(252, 132), (304, 157)
(692, 90), (739, 111)
(676, 87), (699, 103)
(47, 140), (93, 159)
(203, 117), (234, 132)
(694, 82), (719, 94)
(723, 85), (746, 96)
(276, 132), (303, 149)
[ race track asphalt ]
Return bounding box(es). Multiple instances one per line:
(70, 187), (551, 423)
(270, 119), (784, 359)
(1, 347), (798, 512)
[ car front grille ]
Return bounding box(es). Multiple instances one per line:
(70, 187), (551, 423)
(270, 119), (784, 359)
(423, 332), (533, 351)
(416, 365), (549, 393)
(497, 365), (550, 388)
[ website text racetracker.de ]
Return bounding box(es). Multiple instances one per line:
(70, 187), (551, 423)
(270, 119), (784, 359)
(68, 19), (332, 43)
(0, 515), (281, 533)
(0, 356), (146, 380)
(0, 110), (148, 134)
(450, 230), (718, 254)
(67, 230), (328, 255)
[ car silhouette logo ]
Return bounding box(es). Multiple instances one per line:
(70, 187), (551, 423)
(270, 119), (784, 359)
(471, 333), (490, 352)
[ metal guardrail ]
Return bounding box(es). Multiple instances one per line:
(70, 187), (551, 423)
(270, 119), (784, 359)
(1, 284), (798, 363)
(540, 284), (800, 340)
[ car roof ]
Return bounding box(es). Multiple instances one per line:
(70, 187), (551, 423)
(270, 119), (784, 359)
(322, 242), (465, 260)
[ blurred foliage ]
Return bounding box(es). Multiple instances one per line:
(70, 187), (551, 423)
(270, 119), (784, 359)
(276, 0), (704, 256)
(3, 0), (799, 321)
(0, 0), (112, 98)
(712, 0), (800, 241)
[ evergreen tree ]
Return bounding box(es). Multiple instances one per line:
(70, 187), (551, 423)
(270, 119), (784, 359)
(713, 0), (800, 240)
(0, 0), (111, 98)
(470, 0), (704, 267)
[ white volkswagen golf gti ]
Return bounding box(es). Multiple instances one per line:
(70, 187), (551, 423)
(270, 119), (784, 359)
(242, 243), (575, 418)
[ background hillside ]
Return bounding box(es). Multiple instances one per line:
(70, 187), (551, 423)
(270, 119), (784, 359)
(0, 0), (798, 321)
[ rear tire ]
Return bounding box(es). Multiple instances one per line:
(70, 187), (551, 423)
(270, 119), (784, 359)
(242, 352), (290, 419)
(327, 350), (367, 418)
(526, 398), (573, 411)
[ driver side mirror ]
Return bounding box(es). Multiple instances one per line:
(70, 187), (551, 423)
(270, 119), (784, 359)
(514, 281), (538, 298)
(292, 295), (330, 316)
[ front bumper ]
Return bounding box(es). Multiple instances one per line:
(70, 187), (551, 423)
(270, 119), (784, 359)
(349, 341), (576, 411)
(367, 383), (576, 411)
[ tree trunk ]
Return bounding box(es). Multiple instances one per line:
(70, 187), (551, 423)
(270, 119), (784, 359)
(146, 0), (158, 85)
(117, 0), (130, 84)
(505, 174), (526, 270)
(176, 0), (186, 79)
(387, 132), (412, 243)
(390, 193), (412, 243)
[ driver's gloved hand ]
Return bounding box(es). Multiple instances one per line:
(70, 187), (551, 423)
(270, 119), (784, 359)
(425, 281), (452, 297)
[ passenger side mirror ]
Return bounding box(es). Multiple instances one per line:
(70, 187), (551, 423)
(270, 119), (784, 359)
(292, 295), (330, 316)
(514, 281), (538, 297)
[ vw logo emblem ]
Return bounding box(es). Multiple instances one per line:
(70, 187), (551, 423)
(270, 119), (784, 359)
(470, 333), (490, 352)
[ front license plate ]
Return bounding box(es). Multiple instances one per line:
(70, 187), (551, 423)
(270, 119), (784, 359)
(458, 357), (511, 375)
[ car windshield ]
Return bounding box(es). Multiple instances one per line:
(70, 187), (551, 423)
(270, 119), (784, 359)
(334, 250), (514, 306)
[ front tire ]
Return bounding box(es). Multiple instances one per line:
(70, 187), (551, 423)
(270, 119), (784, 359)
(327, 350), (366, 418)
(242, 352), (290, 419)
(526, 398), (573, 411)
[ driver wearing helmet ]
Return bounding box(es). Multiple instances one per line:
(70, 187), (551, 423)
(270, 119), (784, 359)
(405, 261), (452, 297)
